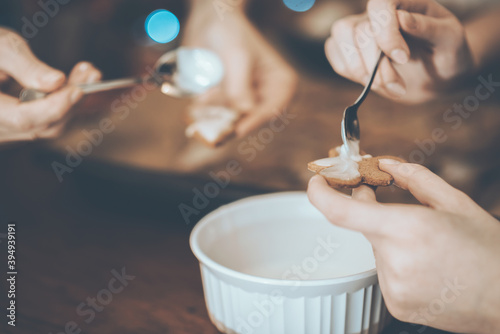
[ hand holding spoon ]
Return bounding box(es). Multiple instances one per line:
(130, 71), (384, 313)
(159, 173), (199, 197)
(19, 47), (224, 102)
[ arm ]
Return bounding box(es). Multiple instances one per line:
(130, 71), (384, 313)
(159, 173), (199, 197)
(184, 0), (297, 138)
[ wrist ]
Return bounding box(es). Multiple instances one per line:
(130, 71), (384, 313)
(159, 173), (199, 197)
(189, 0), (246, 17)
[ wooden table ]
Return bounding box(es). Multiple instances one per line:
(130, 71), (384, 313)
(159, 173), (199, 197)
(1, 145), (454, 334)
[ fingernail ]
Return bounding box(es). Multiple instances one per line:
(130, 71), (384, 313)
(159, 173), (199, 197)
(86, 72), (100, 84)
(379, 159), (401, 165)
(390, 49), (409, 64)
(44, 71), (65, 85)
(387, 82), (406, 96)
(71, 88), (83, 103)
(79, 62), (90, 72)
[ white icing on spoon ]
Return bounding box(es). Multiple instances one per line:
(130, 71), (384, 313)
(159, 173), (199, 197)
(170, 47), (224, 95)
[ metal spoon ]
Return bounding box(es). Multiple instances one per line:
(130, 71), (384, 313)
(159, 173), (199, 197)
(19, 48), (219, 102)
(341, 51), (384, 154)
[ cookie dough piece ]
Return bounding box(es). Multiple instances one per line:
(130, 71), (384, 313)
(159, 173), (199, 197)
(186, 106), (240, 147)
(359, 155), (407, 187)
(308, 144), (406, 188)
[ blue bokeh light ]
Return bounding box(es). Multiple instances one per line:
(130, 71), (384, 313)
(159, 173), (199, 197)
(145, 9), (180, 44)
(283, 0), (316, 12)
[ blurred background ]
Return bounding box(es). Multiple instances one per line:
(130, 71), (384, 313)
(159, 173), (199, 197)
(0, 1), (499, 333)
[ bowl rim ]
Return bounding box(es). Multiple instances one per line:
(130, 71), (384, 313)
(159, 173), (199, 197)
(190, 191), (377, 288)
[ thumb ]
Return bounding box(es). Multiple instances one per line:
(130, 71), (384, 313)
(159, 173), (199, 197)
(366, 0), (410, 65)
(307, 175), (390, 235)
(223, 50), (255, 112)
(397, 10), (447, 44)
(20, 86), (83, 126)
(0, 30), (65, 91)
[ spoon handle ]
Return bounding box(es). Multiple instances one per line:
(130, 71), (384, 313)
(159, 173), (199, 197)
(19, 77), (148, 102)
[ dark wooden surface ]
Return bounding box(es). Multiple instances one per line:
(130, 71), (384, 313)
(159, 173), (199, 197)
(0, 145), (453, 334)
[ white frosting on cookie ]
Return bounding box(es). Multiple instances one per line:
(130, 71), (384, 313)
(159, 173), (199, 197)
(186, 106), (239, 144)
(173, 48), (224, 95)
(316, 141), (371, 181)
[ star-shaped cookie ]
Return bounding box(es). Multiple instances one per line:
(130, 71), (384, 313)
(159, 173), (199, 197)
(308, 147), (406, 188)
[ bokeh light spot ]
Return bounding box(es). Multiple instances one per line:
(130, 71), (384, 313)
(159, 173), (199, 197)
(283, 0), (316, 12)
(145, 9), (180, 44)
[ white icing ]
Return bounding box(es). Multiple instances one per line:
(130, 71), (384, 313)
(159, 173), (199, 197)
(173, 47), (224, 95)
(315, 141), (371, 181)
(320, 160), (360, 181)
(313, 157), (338, 167)
(186, 106), (239, 144)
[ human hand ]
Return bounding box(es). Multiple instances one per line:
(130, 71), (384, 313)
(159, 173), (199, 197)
(0, 28), (101, 143)
(325, 0), (474, 104)
(182, 7), (297, 137)
(307, 161), (500, 334)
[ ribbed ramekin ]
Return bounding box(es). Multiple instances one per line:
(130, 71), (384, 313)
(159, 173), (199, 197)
(190, 192), (389, 334)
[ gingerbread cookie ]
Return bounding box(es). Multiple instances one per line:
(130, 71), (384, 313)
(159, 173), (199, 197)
(308, 145), (405, 188)
(358, 155), (406, 186)
(186, 106), (241, 147)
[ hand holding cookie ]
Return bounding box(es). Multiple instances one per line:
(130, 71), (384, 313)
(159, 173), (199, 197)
(307, 161), (500, 334)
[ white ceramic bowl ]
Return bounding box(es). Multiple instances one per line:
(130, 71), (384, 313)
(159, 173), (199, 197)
(190, 192), (389, 334)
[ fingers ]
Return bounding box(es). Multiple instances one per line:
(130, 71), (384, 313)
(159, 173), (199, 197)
(366, 0), (454, 62)
(36, 121), (66, 139)
(329, 16), (369, 84)
(325, 37), (349, 77)
(22, 86), (83, 125)
(0, 86), (81, 142)
(378, 160), (474, 212)
(397, 10), (456, 45)
(354, 20), (384, 88)
(352, 185), (377, 202)
(0, 29), (65, 92)
(223, 49), (255, 113)
(327, 17), (407, 99)
(68, 62), (102, 85)
(234, 101), (292, 138)
(235, 57), (297, 137)
(355, 20), (407, 98)
(307, 175), (392, 234)
(378, 57), (406, 97)
(396, 0), (451, 18)
(193, 86), (225, 106)
(13, 87), (83, 137)
(366, 0), (410, 65)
